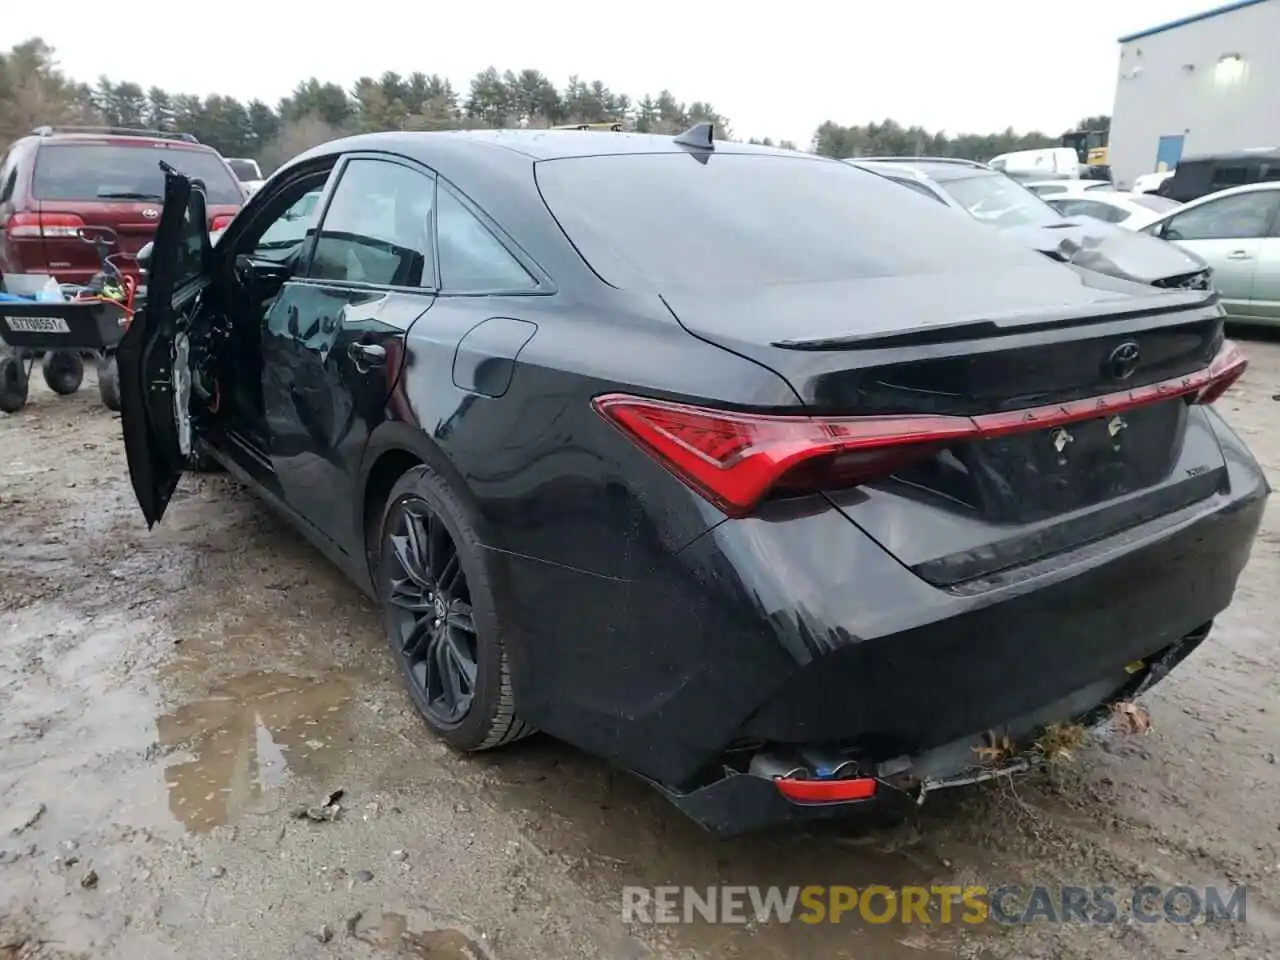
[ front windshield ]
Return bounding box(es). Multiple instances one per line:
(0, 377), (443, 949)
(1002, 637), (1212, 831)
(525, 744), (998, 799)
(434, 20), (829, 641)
(938, 172), (1064, 228)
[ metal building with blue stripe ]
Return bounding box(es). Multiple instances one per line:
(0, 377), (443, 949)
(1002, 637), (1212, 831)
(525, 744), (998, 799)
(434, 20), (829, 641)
(1109, 0), (1280, 188)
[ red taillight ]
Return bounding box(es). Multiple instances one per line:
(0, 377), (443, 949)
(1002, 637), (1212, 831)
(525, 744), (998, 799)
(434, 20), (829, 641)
(209, 213), (235, 232)
(5, 211), (85, 239)
(775, 776), (878, 803)
(1194, 338), (1248, 405)
(594, 394), (975, 517)
(593, 339), (1248, 517)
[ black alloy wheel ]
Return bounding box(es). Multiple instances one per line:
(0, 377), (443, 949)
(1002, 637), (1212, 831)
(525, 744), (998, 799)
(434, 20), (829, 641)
(385, 498), (480, 726)
(378, 465), (532, 751)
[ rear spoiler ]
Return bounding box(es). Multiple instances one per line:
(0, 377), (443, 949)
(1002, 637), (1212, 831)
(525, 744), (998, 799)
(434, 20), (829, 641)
(770, 288), (1221, 351)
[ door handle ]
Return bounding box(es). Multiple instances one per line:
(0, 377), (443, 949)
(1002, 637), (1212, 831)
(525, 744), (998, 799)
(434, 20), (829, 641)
(1226, 250), (1252, 260)
(347, 341), (386, 369)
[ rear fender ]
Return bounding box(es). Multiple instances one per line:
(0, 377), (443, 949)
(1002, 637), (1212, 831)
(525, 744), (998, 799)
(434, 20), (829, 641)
(358, 420), (531, 696)
(357, 421), (495, 571)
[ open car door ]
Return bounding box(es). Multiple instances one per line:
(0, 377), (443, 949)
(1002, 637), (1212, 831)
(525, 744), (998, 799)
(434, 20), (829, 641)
(117, 166), (212, 527)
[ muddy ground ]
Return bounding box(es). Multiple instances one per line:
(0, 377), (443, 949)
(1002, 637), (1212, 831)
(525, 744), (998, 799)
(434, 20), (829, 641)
(1, 342), (1279, 960)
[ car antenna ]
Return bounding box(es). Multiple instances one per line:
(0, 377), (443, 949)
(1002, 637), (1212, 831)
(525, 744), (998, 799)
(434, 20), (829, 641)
(673, 122), (715, 151)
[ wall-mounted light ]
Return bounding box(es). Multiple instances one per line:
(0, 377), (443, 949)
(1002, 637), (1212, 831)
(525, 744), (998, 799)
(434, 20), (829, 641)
(1215, 53), (1245, 85)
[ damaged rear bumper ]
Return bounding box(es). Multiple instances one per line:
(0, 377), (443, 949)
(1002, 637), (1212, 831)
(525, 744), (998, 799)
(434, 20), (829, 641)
(495, 409), (1267, 834)
(651, 620), (1212, 837)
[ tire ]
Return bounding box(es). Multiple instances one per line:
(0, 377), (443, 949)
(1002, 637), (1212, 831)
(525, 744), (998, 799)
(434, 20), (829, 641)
(377, 464), (533, 751)
(97, 355), (121, 411)
(42, 350), (84, 395)
(0, 354), (29, 413)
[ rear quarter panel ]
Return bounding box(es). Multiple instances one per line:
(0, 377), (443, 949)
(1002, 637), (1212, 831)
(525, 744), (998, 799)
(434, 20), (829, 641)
(391, 288), (798, 581)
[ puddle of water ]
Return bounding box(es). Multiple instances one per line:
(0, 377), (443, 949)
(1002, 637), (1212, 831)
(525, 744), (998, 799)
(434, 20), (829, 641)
(155, 671), (357, 832)
(1, 600), (365, 839)
(356, 909), (493, 959)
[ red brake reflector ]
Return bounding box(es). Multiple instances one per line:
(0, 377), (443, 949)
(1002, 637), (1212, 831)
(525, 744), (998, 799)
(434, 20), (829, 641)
(775, 776), (878, 803)
(209, 214), (235, 232)
(5, 212), (86, 239)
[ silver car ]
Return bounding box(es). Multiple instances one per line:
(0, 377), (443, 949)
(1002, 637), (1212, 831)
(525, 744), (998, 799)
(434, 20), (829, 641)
(1139, 181), (1280, 325)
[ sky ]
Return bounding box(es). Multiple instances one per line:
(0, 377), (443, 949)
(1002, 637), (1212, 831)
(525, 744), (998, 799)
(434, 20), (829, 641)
(2, 0), (1224, 146)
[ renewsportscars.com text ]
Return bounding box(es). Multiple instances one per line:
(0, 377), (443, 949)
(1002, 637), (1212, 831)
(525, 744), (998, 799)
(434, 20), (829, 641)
(621, 884), (1247, 925)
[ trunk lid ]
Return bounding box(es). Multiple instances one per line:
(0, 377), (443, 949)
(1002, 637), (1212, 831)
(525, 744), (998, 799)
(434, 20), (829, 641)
(36, 198), (164, 275)
(662, 267), (1231, 583)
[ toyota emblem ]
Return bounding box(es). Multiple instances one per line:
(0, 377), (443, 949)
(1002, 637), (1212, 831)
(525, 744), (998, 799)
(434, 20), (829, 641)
(142, 208), (159, 219)
(1106, 341), (1141, 381)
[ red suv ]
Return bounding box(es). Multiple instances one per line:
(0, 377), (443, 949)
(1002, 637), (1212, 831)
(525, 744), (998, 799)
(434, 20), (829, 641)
(0, 126), (245, 288)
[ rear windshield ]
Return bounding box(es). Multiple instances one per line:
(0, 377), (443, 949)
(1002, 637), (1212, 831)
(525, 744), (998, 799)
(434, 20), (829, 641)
(535, 153), (1044, 287)
(227, 158), (261, 182)
(33, 143), (243, 205)
(1132, 194), (1180, 214)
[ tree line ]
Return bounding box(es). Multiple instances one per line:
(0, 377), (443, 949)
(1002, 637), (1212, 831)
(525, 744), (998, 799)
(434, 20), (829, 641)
(1, 37), (1108, 172)
(812, 114), (1111, 162)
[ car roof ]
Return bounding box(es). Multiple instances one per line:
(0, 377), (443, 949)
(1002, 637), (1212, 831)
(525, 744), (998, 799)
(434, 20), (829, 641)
(280, 129), (829, 203)
(292, 128), (801, 165)
(848, 157), (995, 183)
(24, 125), (212, 149)
(844, 159), (933, 182)
(1177, 148), (1280, 164)
(33, 134), (217, 151)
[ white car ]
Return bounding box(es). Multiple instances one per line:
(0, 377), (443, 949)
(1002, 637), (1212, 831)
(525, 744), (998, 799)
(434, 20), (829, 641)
(1043, 191), (1182, 231)
(1023, 179), (1115, 198)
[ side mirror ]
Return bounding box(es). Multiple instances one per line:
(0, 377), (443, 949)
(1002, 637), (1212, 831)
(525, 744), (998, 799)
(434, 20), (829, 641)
(137, 240), (154, 271)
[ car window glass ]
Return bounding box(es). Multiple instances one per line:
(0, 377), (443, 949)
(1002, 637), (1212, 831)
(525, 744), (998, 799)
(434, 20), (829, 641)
(307, 159), (435, 288)
(937, 173), (1063, 228)
(537, 154), (1050, 288)
(1164, 192), (1279, 241)
(1210, 164), (1254, 190)
(1132, 194), (1179, 214)
(436, 187), (537, 292)
(1032, 184), (1067, 196)
(251, 188), (323, 262)
(32, 143), (243, 205)
(1070, 199), (1127, 223)
(889, 178), (947, 204)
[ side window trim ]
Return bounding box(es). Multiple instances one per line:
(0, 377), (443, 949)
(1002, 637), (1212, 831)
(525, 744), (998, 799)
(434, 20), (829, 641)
(434, 177), (554, 296)
(303, 153), (440, 293)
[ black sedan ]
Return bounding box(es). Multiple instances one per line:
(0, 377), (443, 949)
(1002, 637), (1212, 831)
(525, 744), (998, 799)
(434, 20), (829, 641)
(119, 127), (1267, 836)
